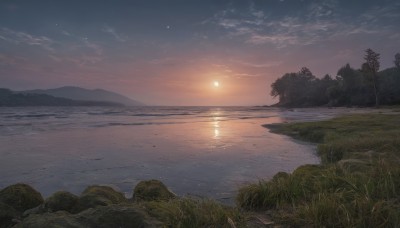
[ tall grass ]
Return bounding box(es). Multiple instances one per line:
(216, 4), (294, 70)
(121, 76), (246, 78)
(141, 198), (245, 228)
(238, 113), (400, 227)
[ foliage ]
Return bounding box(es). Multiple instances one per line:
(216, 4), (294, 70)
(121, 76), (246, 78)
(362, 48), (381, 106)
(271, 49), (400, 107)
(270, 67), (333, 107)
(395, 53), (400, 68)
(238, 113), (400, 227)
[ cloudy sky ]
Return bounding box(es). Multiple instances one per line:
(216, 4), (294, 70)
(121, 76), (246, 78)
(1, 0), (399, 105)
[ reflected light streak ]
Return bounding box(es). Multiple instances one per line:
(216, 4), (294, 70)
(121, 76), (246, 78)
(214, 128), (220, 138)
(212, 111), (221, 139)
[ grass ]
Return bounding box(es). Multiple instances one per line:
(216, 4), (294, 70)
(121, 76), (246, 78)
(141, 197), (245, 228)
(238, 113), (400, 227)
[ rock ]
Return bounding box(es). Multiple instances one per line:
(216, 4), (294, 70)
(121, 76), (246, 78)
(45, 191), (79, 213)
(16, 205), (162, 228)
(0, 184), (44, 213)
(77, 186), (126, 212)
(22, 204), (45, 217)
(14, 211), (82, 228)
(133, 180), (175, 202)
(77, 205), (162, 227)
(0, 202), (19, 228)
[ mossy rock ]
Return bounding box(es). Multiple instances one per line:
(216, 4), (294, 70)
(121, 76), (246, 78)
(77, 205), (162, 227)
(14, 211), (82, 228)
(77, 186), (126, 212)
(16, 205), (162, 228)
(133, 180), (175, 202)
(0, 184), (44, 213)
(272, 172), (290, 181)
(45, 191), (79, 213)
(0, 202), (19, 228)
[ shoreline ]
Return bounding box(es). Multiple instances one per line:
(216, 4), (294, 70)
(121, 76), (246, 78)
(237, 110), (400, 227)
(2, 108), (400, 226)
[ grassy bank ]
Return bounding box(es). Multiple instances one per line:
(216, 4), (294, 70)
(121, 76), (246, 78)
(237, 113), (400, 227)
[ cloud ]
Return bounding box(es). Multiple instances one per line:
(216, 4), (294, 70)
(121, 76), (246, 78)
(83, 39), (103, 56)
(360, 4), (400, 20)
(232, 59), (283, 68)
(233, 73), (261, 78)
(61, 30), (72, 36)
(203, 0), (399, 49)
(101, 25), (127, 42)
(0, 27), (55, 51)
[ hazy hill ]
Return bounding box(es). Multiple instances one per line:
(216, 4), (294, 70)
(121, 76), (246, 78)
(0, 88), (123, 107)
(23, 86), (144, 106)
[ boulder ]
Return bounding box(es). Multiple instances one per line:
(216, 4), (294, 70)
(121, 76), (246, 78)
(77, 186), (125, 212)
(45, 191), (79, 213)
(14, 211), (83, 228)
(0, 184), (43, 213)
(0, 202), (19, 228)
(133, 180), (175, 202)
(16, 205), (162, 228)
(77, 205), (162, 227)
(272, 172), (290, 181)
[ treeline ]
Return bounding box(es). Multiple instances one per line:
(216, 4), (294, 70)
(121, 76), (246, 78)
(0, 88), (123, 107)
(271, 49), (400, 107)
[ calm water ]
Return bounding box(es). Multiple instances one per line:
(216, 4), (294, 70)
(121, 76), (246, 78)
(0, 106), (367, 203)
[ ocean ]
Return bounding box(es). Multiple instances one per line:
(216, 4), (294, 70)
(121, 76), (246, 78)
(0, 106), (365, 204)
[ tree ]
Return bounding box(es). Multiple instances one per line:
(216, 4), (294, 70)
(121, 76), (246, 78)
(270, 67), (318, 106)
(362, 48), (380, 106)
(299, 67), (313, 78)
(395, 53), (400, 68)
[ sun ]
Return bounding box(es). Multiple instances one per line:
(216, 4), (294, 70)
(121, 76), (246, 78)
(213, 81), (220, 87)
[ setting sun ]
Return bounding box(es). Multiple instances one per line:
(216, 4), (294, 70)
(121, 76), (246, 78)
(213, 81), (220, 87)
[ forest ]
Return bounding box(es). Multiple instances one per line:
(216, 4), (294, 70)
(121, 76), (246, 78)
(271, 49), (400, 107)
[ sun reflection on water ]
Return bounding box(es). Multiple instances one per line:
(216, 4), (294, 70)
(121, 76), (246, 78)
(212, 111), (221, 139)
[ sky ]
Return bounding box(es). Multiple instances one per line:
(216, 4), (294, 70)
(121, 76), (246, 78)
(0, 0), (399, 106)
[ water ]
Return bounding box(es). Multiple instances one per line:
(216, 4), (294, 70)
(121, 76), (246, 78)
(0, 106), (366, 203)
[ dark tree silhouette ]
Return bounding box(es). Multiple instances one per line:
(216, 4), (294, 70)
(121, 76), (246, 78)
(299, 67), (313, 77)
(362, 49), (380, 106)
(269, 50), (400, 107)
(395, 53), (400, 68)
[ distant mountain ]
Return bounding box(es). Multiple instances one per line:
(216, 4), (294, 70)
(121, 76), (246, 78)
(22, 86), (144, 106)
(0, 88), (123, 107)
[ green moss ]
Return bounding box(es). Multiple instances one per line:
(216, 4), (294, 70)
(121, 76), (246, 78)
(14, 211), (82, 228)
(77, 205), (162, 227)
(133, 180), (175, 202)
(14, 181), (242, 227)
(15, 205), (162, 228)
(45, 191), (79, 213)
(0, 183), (44, 213)
(272, 172), (290, 181)
(77, 186), (126, 212)
(0, 202), (19, 228)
